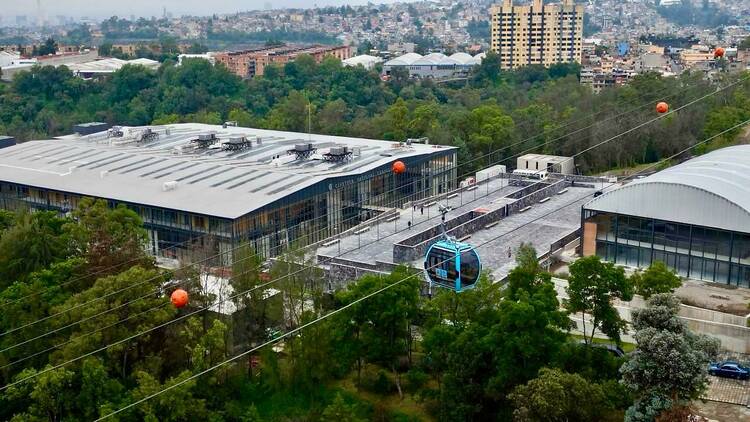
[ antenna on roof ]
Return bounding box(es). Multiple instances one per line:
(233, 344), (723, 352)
(307, 96), (312, 142)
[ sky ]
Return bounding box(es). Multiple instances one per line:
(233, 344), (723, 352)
(2, 0), (397, 20)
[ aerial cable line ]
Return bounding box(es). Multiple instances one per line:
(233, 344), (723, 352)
(0, 71), (720, 312)
(94, 117), (750, 421)
(0, 255), (281, 371)
(2, 72), (742, 352)
(4, 70), (743, 341)
(6, 89), (746, 391)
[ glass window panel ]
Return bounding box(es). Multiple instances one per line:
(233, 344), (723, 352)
(677, 254), (690, 278)
(596, 241), (607, 259)
(703, 259), (716, 281)
(639, 246), (652, 267)
(690, 256), (703, 280)
(716, 262), (729, 284)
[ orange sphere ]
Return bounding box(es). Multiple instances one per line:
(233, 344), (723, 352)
(714, 47), (725, 58)
(171, 289), (188, 308)
(392, 160), (406, 174)
(656, 102), (669, 114)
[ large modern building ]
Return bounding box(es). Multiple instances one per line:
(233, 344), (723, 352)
(214, 45), (351, 78)
(582, 146), (750, 288)
(0, 124), (456, 262)
(489, 0), (584, 70)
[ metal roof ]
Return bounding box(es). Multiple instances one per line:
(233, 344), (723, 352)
(584, 145), (750, 233)
(384, 52), (483, 67)
(0, 124), (454, 219)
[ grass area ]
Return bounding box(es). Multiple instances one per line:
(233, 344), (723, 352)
(569, 334), (637, 353)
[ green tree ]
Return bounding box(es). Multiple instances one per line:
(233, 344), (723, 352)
(321, 393), (365, 422)
(5, 366), (75, 421)
(65, 198), (151, 277)
(0, 211), (70, 287)
(335, 267), (420, 396)
(566, 256), (634, 345)
(383, 98), (410, 141)
(265, 90), (309, 132)
(630, 261), (682, 299)
(36, 38), (58, 56)
(509, 368), (613, 422)
(620, 294), (720, 422)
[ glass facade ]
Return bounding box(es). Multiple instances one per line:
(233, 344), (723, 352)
(0, 150), (456, 264)
(584, 210), (750, 288)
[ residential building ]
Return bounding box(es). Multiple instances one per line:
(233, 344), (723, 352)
(214, 45), (351, 78)
(582, 146), (750, 288)
(0, 124), (456, 262)
(489, 0), (584, 70)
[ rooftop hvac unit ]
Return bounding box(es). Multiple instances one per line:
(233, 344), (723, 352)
(352, 147), (361, 156)
(162, 181), (179, 191)
(289, 143), (317, 159)
(294, 143), (314, 152)
(222, 136), (253, 151)
(198, 133), (216, 141)
(107, 126), (124, 138)
(138, 128), (159, 143)
(256, 136), (262, 145)
(323, 145), (353, 162)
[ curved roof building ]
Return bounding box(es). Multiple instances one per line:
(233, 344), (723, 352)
(582, 146), (750, 287)
(585, 146), (750, 233)
(383, 52), (484, 79)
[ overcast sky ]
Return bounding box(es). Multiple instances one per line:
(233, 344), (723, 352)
(2, 0), (395, 20)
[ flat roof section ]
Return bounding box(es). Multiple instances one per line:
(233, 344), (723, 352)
(0, 124), (454, 219)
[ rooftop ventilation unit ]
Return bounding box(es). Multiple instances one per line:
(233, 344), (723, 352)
(107, 126), (124, 138)
(406, 137), (429, 145)
(323, 145), (353, 162)
(191, 133), (218, 149)
(137, 128), (159, 143)
(222, 136), (253, 151)
(256, 136), (262, 146)
(162, 181), (179, 191)
(222, 121), (238, 128)
(288, 143), (317, 160)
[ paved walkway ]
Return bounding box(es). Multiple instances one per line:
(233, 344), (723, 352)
(702, 376), (750, 406)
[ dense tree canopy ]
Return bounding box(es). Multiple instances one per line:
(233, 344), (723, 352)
(2, 54), (747, 177)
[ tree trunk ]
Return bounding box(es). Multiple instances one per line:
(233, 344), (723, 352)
(589, 317), (598, 346)
(581, 312), (589, 346)
(392, 364), (403, 400)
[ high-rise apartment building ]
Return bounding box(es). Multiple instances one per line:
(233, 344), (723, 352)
(490, 0), (584, 70)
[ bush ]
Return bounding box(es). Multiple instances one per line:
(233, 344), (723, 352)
(361, 368), (394, 395)
(404, 369), (429, 393)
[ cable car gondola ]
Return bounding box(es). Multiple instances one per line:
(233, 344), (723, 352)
(423, 205), (482, 293)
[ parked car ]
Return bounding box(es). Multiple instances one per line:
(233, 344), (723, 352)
(708, 362), (750, 380)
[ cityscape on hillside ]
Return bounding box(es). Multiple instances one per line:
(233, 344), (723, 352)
(0, 1), (749, 421)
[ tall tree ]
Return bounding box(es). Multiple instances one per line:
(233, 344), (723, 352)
(620, 294), (720, 422)
(630, 261), (682, 299)
(65, 198), (152, 277)
(509, 368), (613, 422)
(566, 256), (634, 345)
(0, 211), (70, 287)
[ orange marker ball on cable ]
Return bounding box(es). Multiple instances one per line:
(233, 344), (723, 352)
(656, 102), (669, 114)
(171, 289), (189, 308)
(392, 160), (406, 174)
